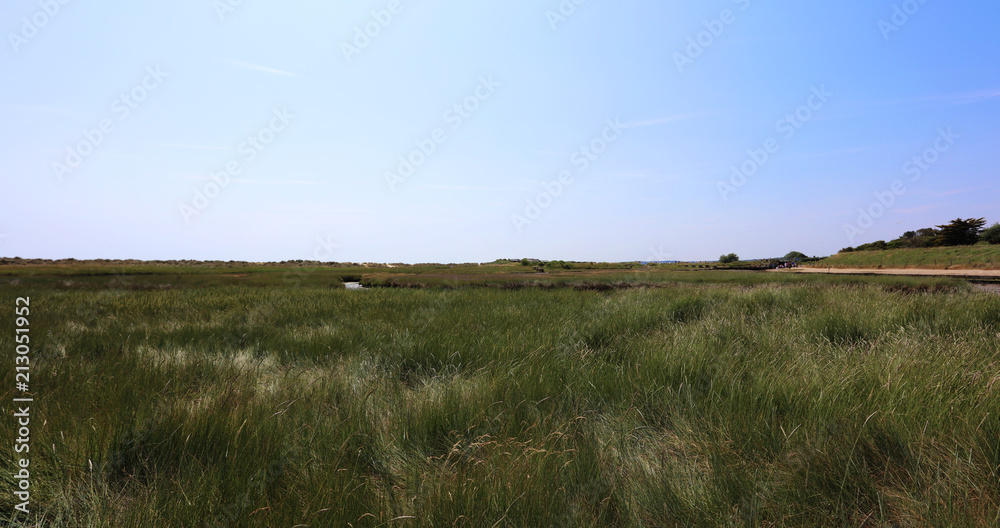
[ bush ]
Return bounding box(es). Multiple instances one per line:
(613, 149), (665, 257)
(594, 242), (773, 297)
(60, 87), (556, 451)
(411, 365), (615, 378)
(856, 240), (887, 251)
(719, 253), (739, 264)
(981, 223), (1000, 245)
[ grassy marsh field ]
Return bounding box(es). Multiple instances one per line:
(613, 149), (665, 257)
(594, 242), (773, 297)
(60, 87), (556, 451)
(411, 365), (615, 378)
(2, 265), (999, 527)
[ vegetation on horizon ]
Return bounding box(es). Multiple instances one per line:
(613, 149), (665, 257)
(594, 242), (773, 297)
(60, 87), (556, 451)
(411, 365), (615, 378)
(816, 244), (1000, 271)
(842, 217), (999, 253)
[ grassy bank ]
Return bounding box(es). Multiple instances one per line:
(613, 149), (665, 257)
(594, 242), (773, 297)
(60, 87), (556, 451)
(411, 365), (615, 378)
(1, 270), (998, 526)
(815, 245), (1000, 270)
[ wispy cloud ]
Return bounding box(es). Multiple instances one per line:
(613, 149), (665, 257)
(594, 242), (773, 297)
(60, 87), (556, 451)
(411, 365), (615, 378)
(874, 89), (1000, 108)
(813, 146), (871, 157)
(931, 89), (1000, 106)
(930, 186), (988, 198)
(141, 142), (234, 151)
(229, 179), (323, 185)
(611, 169), (700, 183)
(622, 112), (715, 129)
(179, 174), (322, 185)
(225, 59), (298, 77)
(908, 186), (989, 198)
(415, 184), (518, 192)
(725, 36), (795, 45)
(266, 179), (323, 185)
(893, 204), (940, 215)
(615, 170), (653, 179)
(1, 104), (80, 117)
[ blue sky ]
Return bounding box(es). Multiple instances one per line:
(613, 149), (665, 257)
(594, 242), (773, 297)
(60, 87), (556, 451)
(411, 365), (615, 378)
(2, 0), (998, 263)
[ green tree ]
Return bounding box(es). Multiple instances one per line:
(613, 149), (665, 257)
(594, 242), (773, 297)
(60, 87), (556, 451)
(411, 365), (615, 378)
(719, 253), (739, 264)
(981, 223), (1000, 244)
(936, 218), (986, 246)
(783, 251), (807, 260)
(856, 240), (887, 251)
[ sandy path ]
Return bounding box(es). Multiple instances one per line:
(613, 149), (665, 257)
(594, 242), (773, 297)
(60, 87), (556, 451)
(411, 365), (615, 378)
(772, 267), (1000, 278)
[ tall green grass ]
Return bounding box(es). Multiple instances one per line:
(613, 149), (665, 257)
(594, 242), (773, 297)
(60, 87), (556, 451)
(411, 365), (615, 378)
(1, 273), (998, 526)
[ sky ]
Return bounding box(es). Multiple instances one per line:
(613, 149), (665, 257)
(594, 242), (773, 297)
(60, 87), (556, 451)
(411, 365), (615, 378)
(2, 1), (998, 263)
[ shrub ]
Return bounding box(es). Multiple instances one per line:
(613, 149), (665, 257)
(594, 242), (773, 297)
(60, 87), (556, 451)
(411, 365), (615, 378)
(856, 240), (887, 251)
(981, 223), (1000, 245)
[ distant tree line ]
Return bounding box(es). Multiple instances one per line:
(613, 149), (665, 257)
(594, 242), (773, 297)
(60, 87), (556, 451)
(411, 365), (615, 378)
(517, 259), (618, 270)
(841, 217), (1000, 253)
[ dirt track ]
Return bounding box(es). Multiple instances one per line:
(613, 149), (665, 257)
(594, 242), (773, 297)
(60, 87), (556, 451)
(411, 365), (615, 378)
(773, 267), (1000, 278)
